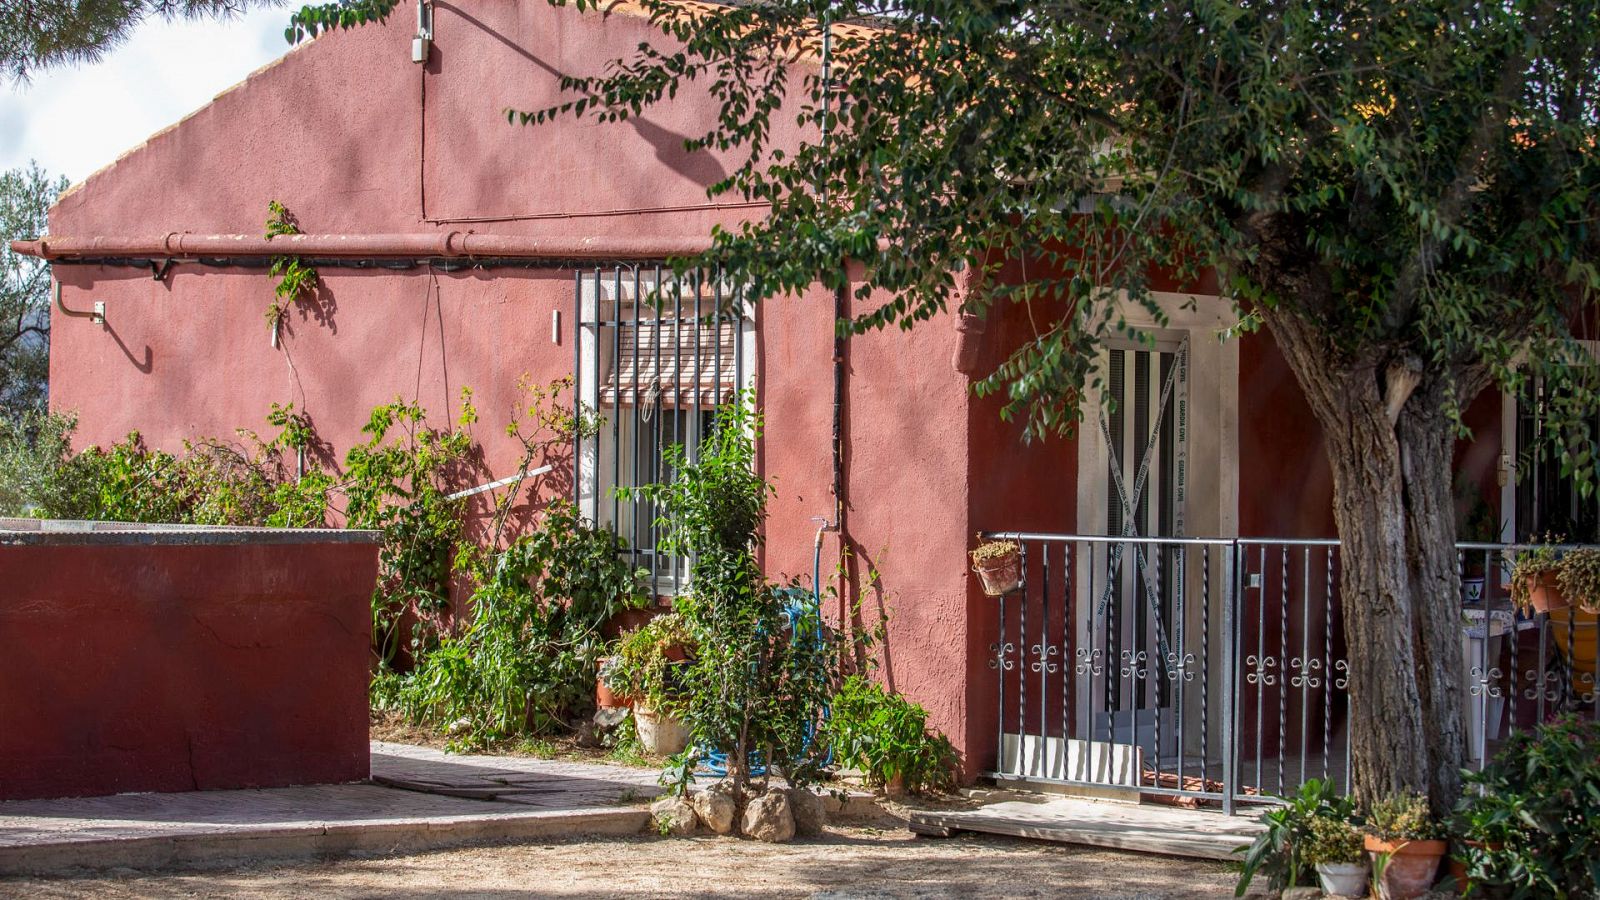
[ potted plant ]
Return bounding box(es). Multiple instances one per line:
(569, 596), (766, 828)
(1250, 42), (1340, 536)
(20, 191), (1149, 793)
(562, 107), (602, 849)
(595, 654), (631, 710)
(1449, 789), (1519, 897)
(1304, 813), (1370, 897)
(1235, 779), (1356, 896)
(1555, 546), (1600, 613)
(970, 537), (1022, 596)
(609, 613), (695, 755)
(1509, 542), (1567, 614)
(1364, 794), (1448, 900)
(822, 675), (959, 798)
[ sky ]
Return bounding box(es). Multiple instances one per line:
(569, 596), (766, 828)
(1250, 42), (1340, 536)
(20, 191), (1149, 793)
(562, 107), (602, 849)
(0, 6), (293, 186)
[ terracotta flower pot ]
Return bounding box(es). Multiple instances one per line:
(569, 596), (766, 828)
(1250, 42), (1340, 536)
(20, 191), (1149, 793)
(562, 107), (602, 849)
(1365, 835), (1447, 900)
(972, 552), (1023, 596)
(602, 605), (664, 641)
(1519, 571), (1569, 614)
(595, 660), (633, 710)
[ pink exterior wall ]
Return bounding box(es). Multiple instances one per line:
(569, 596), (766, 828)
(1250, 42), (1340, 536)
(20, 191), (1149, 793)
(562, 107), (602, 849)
(0, 523), (378, 801)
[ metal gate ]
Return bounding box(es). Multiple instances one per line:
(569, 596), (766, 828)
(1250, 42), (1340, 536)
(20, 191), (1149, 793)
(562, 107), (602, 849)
(988, 534), (1600, 814)
(992, 534), (1234, 806)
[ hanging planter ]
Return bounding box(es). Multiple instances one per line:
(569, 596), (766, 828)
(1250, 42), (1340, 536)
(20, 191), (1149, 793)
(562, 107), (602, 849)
(971, 538), (1023, 596)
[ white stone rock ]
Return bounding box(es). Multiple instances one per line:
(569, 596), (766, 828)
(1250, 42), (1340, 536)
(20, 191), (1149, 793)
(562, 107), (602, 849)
(692, 788), (738, 835)
(649, 796), (699, 837)
(780, 787), (826, 837)
(740, 791), (796, 843)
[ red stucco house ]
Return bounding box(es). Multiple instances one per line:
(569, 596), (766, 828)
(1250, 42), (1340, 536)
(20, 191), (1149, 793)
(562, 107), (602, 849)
(20, 1), (1591, 807)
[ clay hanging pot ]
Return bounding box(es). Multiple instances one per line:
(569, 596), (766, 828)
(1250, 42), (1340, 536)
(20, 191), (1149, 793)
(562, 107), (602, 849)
(971, 544), (1023, 596)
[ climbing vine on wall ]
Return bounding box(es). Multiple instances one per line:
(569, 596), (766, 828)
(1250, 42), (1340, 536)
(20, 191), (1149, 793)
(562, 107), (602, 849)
(264, 200), (318, 331)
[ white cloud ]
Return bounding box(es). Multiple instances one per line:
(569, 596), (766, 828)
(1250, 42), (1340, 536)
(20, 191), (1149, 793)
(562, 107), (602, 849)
(0, 6), (292, 185)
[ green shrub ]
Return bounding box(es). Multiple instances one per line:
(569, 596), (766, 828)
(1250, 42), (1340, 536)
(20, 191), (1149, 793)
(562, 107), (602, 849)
(1366, 792), (1445, 842)
(823, 674), (958, 795)
(342, 394), (479, 665)
(0, 405), (324, 525)
(0, 410), (97, 518)
(397, 501), (646, 746)
(1453, 715), (1600, 898)
(1301, 813), (1364, 867)
(625, 398), (839, 797)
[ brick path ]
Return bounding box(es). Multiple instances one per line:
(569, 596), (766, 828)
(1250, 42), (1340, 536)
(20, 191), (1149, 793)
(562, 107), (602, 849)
(0, 742), (662, 874)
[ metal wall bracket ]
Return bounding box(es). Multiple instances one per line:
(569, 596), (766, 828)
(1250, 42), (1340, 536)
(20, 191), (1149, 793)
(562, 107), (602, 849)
(55, 281), (106, 326)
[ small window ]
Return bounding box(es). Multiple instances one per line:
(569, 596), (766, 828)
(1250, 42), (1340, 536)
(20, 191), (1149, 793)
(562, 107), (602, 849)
(574, 267), (753, 593)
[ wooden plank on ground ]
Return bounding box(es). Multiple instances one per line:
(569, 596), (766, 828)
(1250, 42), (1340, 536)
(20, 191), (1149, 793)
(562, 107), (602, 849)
(906, 795), (1261, 861)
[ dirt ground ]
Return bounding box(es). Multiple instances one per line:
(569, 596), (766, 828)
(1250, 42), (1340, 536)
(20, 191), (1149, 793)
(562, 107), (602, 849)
(7, 827), (1241, 899)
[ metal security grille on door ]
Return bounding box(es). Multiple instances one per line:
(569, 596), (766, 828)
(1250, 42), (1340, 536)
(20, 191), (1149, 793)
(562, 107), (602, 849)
(1094, 341), (1188, 744)
(574, 266), (752, 595)
(988, 337), (1196, 790)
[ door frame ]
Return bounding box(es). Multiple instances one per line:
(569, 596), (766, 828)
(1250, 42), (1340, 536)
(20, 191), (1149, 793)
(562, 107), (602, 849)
(1075, 292), (1240, 542)
(1072, 292), (1241, 757)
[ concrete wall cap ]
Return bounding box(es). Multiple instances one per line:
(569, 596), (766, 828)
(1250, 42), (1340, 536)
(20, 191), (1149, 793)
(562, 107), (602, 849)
(0, 518), (382, 546)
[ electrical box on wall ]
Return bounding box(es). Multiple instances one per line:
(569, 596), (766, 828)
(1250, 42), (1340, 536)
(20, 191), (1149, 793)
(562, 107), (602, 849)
(412, 0), (433, 64)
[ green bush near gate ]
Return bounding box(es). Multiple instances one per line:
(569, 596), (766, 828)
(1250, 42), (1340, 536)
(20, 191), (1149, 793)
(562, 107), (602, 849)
(1234, 778), (1357, 896)
(823, 674), (958, 795)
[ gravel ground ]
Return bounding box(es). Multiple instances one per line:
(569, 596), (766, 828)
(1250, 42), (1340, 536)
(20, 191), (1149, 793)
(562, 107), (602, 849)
(6, 826), (1242, 899)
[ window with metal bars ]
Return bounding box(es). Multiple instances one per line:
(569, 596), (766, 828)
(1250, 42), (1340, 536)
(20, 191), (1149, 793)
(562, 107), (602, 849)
(574, 266), (753, 595)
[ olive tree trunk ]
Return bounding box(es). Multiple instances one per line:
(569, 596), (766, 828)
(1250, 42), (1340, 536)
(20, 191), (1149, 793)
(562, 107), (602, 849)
(1263, 308), (1467, 814)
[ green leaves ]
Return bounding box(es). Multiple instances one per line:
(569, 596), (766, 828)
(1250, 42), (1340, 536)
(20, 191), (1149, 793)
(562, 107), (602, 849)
(513, 0), (1596, 455)
(398, 500), (647, 745)
(823, 675), (959, 795)
(1, 162), (66, 419)
(1234, 778), (1359, 896)
(264, 200), (318, 329)
(285, 0), (400, 45)
(1455, 716), (1600, 897)
(627, 398), (838, 793)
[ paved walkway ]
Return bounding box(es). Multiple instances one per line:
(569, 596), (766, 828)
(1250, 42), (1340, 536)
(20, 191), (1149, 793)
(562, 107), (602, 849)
(0, 742), (663, 874)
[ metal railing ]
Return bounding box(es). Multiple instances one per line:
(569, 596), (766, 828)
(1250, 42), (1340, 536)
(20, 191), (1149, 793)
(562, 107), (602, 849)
(981, 532), (1600, 814)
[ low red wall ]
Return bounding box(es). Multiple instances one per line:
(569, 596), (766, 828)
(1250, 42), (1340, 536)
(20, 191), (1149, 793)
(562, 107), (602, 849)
(0, 521), (380, 801)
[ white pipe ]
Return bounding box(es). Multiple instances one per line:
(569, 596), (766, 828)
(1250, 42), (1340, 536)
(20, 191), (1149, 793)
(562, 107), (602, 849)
(445, 464), (554, 501)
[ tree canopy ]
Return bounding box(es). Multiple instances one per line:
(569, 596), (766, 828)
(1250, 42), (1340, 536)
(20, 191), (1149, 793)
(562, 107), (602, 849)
(0, 0), (285, 80)
(1, 162), (67, 418)
(505, 1), (1595, 444)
